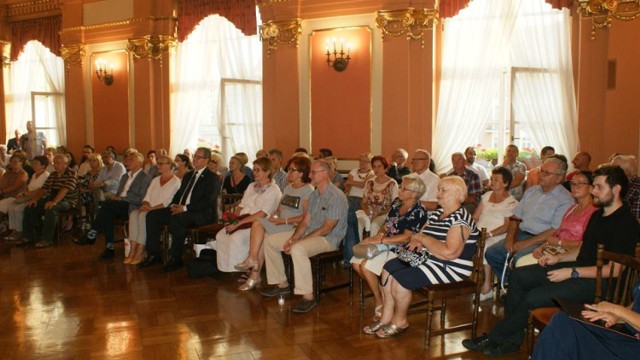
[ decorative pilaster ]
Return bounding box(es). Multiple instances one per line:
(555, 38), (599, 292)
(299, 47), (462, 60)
(127, 35), (177, 65)
(60, 43), (85, 73)
(578, 0), (640, 39)
(375, 8), (439, 48)
(259, 19), (302, 57)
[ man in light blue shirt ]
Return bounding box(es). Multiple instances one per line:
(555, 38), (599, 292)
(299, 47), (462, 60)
(90, 150), (126, 205)
(486, 157), (575, 283)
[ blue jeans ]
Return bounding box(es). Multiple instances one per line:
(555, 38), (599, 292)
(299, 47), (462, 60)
(485, 230), (539, 285)
(342, 208), (359, 264)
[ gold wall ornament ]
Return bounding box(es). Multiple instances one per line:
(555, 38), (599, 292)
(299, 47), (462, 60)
(578, 0), (640, 39)
(376, 8), (439, 48)
(127, 35), (177, 65)
(6, 0), (62, 18)
(259, 19), (302, 57)
(60, 43), (85, 73)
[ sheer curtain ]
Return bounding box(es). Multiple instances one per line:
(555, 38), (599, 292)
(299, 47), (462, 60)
(433, 0), (578, 172)
(5, 40), (65, 145)
(433, 0), (521, 173)
(170, 14), (262, 158)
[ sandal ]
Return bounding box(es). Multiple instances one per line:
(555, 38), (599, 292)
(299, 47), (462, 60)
(376, 322), (409, 339)
(363, 320), (385, 335)
(34, 241), (52, 249)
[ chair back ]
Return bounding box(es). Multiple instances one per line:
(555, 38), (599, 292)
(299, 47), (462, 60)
(595, 242), (640, 305)
(470, 228), (487, 285)
(220, 193), (243, 214)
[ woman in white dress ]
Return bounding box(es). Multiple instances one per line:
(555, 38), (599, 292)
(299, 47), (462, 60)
(125, 156), (181, 265)
(215, 157), (282, 273)
(473, 167), (519, 300)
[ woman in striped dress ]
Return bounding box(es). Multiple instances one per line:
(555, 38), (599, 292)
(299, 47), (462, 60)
(364, 176), (479, 338)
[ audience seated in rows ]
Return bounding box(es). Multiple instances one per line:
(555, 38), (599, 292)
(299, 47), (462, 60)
(463, 165), (640, 357)
(216, 157), (282, 274)
(485, 157), (575, 285)
(234, 156), (314, 291)
(260, 159), (348, 313)
(351, 173), (427, 320)
(365, 176), (479, 338)
(473, 167), (519, 301)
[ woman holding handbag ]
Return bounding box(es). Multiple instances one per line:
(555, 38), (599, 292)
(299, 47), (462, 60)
(351, 173), (427, 320)
(364, 176), (479, 338)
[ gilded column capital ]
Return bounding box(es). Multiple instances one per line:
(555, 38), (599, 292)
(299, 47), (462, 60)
(127, 35), (177, 64)
(375, 8), (439, 48)
(578, 0), (640, 39)
(60, 43), (85, 73)
(259, 19), (302, 57)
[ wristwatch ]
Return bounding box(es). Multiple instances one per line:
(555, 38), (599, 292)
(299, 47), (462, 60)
(571, 267), (579, 279)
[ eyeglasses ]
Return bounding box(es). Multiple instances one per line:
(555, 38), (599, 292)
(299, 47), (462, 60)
(570, 182), (590, 187)
(288, 168), (301, 173)
(209, 159), (217, 164)
(400, 187), (415, 192)
(411, 158), (429, 162)
(540, 170), (561, 176)
(158, 162), (170, 166)
(193, 154), (208, 160)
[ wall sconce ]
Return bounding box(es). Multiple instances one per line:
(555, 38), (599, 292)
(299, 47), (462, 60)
(95, 58), (114, 85)
(325, 37), (351, 72)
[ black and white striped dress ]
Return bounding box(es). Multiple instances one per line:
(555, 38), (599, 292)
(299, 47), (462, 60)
(383, 207), (479, 290)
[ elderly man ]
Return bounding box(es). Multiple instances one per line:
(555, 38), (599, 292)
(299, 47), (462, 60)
(387, 148), (411, 184)
(7, 129), (21, 153)
(90, 150), (126, 204)
(525, 146), (555, 189)
(485, 157), (575, 284)
(464, 165), (639, 357)
(446, 152), (482, 211)
(464, 147), (490, 188)
(20, 121), (47, 160)
(74, 151), (152, 260)
(410, 149), (439, 211)
(139, 147), (221, 272)
(611, 154), (640, 219)
(269, 148), (287, 191)
(260, 160), (348, 313)
(22, 154), (77, 248)
(566, 151), (592, 182)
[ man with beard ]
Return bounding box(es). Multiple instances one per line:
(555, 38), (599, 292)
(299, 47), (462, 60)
(463, 165), (640, 357)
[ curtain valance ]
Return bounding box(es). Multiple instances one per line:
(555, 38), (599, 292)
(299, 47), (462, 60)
(10, 16), (61, 61)
(440, 0), (574, 19)
(178, 0), (256, 42)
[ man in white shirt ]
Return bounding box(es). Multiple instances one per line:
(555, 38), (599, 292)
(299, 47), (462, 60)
(411, 149), (439, 211)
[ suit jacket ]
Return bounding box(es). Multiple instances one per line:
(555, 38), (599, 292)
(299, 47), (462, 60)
(116, 169), (153, 214)
(172, 167), (221, 221)
(6, 138), (20, 152)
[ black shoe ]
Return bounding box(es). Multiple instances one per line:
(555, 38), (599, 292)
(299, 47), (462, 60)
(292, 298), (317, 313)
(260, 285), (291, 297)
(462, 333), (496, 352)
(73, 233), (96, 246)
(98, 248), (115, 260)
(137, 254), (160, 269)
(161, 257), (183, 272)
(483, 342), (521, 357)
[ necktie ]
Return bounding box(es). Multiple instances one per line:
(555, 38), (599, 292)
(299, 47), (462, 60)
(179, 171), (197, 205)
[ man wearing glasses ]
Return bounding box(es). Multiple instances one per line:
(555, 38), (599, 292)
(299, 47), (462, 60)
(485, 157), (574, 285)
(139, 147), (221, 272)
(410, 149), (439, 211)
(260, 159), (348, 313)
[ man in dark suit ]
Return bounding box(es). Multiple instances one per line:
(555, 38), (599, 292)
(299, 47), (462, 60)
(6, 129), (21, 153)
(139, 147), (220, 272)
(74, 151), (152, 260)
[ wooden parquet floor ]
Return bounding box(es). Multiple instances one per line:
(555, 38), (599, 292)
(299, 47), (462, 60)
(0, 236), (527, 359)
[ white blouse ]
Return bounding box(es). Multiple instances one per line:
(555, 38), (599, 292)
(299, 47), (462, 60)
(239, 180), (282, 216)
(28, 171), (50, 191)
(143, 175), (181, 207)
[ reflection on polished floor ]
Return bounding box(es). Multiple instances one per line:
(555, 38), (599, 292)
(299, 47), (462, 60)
(0, 238), (526, 359)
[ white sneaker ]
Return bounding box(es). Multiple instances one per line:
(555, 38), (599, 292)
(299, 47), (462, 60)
(479, 290), (494, 301)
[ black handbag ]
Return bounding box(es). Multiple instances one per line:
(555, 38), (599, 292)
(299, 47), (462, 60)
(396, 245), (430, 267)
(187, 249), (219, 278)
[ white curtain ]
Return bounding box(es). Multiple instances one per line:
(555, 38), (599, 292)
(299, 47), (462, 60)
(170, 14), (262, 159)
(433, 0), (578, 172)
(5, 40), (66, 145)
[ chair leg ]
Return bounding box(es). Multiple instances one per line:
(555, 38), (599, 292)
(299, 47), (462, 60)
(348, 266), (353, 295)
(526, 315), (535, 359)
(471, 290), (481, 338)
(425, 293), (434, 349)
(359, 276), (365, 309)
(314, 259), (321, 301)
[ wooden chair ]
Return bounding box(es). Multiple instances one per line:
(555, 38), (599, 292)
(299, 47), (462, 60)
(283, 242), (354, 302)
(415, 228), (487, 349)
(526, 242), (640, 358)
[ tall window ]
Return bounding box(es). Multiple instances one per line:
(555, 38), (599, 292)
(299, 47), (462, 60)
(170, 14), (262, 163)
(4, 40), (66, 147)
(433, 0), (577, 172)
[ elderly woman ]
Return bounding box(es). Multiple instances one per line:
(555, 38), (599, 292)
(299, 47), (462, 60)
(356, 155), (399, 238)
(364, 176), (479, 338)
(223, 154), (252, 195)
(344, 152), (374, 210)
(234, 156), (314, 290)
(351, 173), (427, 320)
(78, 153), (104, 220)
(4, 155), (50, 242)
(125, 156), (181, 265)
(0, 153), (29, 213)
(215, 157), (282, 273)
(207, 152), (224, 182)
(473, 167), (519, 300)
(324, 155), (344, 191)
(174, 154), (193, 180)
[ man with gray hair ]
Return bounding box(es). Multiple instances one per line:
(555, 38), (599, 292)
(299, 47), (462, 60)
(269, 148), (287, 191)
(410, 149), (439, 210)
(387, 148), (411, 184)
(446, 152), (482, 211)
(611, 154), (640, 219)
(485, 157), (575, 284)
(261, 159), (348, 313)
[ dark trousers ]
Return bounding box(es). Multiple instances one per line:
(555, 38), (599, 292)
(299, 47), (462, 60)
(145, 208), (215, 259)
(489, 262), (596, 346)
(23, 199), (71, 244)
(91, 200), (129, 245)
